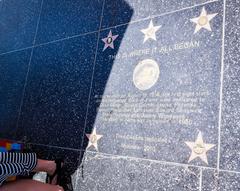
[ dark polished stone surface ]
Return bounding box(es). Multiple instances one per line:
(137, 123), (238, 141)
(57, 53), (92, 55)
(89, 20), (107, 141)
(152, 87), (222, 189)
(202, 169), (240, 191)
(23, 143), (50, 159)
(0, 49), (31, 139)
(45, 146), (82, 175)
(72, 151), (200, 191)
(101, 0), (141, 29)
(149, 0), (217, 18)
(219, 0), (240, 172)
(1, 0), (240, 190)
(0, 0), (42, 53)
(17, 33), (98, 148)
(0, 0), (3, 12)
(101, 0), (215, 28)
(85, 1), (223, 167)
(35, 0), (104, 44)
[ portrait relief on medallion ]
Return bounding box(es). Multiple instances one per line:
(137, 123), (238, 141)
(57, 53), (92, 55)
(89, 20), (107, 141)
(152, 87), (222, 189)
(133, 59), (160, 91)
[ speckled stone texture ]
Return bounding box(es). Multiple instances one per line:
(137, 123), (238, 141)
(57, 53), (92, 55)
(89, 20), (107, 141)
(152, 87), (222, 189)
(72, 151), (200, 191)
(17, 34), (98, 148)
(202, 169), (240, 191)
(0, 50), (32, 139)
(220, 0), (240, 172)
(0, 0), (240, 190)
(101, 0), (215, 28)
(0, 0), (3, 12)
(35, 0), (104, 44)
(0, 0), (42, 53)
(84, 1), (223, 168)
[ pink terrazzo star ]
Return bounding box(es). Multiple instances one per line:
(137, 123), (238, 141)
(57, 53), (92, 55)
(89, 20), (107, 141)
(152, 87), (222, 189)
(101, 30), (119, 51)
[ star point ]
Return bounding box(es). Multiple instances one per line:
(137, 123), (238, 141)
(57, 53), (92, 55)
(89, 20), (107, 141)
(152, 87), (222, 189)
(102, 30), (119, 51)
(86, 128), (103, 151)
(185, 132), (215, 164)
(141, 20), (161, 43)
(190, 7), (218, 34)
